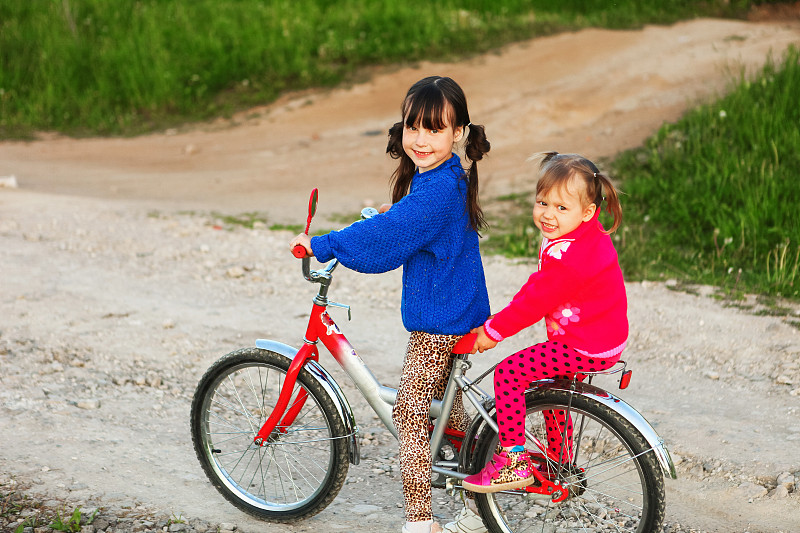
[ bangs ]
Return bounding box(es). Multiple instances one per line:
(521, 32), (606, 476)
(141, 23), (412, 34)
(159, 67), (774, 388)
(536, 171), (573, 198)
(537, 164), (583, 202)
(536, 156), (572, 196)
(402, 85), (454, 130)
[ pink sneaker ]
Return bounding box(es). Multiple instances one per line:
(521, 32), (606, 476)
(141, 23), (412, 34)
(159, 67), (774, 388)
(462, 449), (536, 493)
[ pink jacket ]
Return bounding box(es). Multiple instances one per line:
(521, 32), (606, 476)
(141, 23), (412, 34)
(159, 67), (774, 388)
(484, 211), (628, 358)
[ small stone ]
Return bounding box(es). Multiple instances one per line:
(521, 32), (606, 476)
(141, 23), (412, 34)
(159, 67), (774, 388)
(0, 175), (19, 188)
(145, 371), (162, 388)
(41, 362), (64, 375)
(76, 398), (101, 410)
(226, 266), (245, 278)
(737, 481), (768, 500)
(776, 472), (795, 489)
(770, 484), (789, 499)
(351, 504), (380, 514)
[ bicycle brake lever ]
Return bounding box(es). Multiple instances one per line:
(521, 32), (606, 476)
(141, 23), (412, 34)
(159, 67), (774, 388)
(327, 301), (351, 321)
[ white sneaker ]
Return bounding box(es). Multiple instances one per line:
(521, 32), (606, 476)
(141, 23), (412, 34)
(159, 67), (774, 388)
(442, 506), (487, 533)
(402, 521), (442, 533)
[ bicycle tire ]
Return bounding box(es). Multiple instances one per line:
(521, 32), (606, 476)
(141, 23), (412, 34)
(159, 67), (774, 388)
(470, 388), (666, 533)
(190, 347), (350, 522)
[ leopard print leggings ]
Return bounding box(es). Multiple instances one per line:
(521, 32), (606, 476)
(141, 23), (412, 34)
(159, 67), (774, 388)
(392, 331), (470, 523)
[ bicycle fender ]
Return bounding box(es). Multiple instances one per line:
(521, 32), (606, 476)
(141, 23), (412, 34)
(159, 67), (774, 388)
(461, 380), (677, 480)
(539, 379), (677, 479)
(255, 339), (361, 465)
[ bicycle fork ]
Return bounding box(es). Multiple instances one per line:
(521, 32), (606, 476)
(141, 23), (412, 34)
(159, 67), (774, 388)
(253, 301), (396, 448)
(252, 301), (334, 445)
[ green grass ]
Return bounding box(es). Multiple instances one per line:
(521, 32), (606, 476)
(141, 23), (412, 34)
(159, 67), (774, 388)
(612, 46), (800, 299)
(212, 211), (269, 230)
(1, 0), (753, 138)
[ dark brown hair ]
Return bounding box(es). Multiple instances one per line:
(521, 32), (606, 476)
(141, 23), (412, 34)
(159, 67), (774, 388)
(536, 151), (623, 233)
(386, 76), (490, 231)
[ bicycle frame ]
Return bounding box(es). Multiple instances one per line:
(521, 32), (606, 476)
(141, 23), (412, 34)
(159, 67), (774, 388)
(252, 255), (483, 476)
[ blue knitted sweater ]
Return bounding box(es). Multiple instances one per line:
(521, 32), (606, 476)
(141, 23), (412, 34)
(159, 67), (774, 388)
(311, 154), (490, 335)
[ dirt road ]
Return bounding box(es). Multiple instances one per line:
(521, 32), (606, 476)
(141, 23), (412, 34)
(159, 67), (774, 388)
(2, 16), (800, 533)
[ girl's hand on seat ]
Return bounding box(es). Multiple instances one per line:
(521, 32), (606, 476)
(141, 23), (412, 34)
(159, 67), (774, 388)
(470, 326), (498, 354)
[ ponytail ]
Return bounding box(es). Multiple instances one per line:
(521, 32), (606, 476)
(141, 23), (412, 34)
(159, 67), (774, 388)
(463, 123), (491, 231)
(594, 172), (622, 234)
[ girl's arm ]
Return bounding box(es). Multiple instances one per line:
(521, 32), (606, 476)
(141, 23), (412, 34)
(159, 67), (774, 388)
(487, 264), (583, 342)
(311, 174), (462, 272)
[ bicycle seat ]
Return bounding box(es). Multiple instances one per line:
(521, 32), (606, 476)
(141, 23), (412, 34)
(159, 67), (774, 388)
(452, 333), (477, 354)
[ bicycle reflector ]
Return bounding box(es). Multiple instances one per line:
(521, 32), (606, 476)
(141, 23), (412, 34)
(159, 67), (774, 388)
(619, 369), (632, 389)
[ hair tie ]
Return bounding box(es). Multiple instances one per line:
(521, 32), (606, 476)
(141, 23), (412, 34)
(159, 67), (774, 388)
(467, 122), (472, 128)
(593, 172), (597, 178)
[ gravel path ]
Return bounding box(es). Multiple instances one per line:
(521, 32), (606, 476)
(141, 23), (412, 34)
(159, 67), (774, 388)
(2, 191), (799, 533)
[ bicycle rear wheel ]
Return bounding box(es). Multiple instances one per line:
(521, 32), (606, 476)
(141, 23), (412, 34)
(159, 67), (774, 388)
(471, 388), (665, 533)
(190, 347), (350, 522)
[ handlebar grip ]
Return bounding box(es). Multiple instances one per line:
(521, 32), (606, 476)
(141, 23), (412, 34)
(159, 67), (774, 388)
(292, 245), (307, 258)
(453, 333), (477, 354)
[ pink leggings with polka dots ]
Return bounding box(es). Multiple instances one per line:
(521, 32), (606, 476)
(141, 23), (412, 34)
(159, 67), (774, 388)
(494, 340), (619, 458)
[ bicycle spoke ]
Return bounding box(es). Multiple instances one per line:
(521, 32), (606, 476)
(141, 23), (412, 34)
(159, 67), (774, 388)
(192, 350), (349, 519)
(474, 390), (665, 533)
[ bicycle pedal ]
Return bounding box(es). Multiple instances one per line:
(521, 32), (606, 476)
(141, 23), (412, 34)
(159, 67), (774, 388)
(523, 466), (570, 503)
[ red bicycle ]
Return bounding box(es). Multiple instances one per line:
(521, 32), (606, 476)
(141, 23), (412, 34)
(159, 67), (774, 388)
(190, 189), (676, 532)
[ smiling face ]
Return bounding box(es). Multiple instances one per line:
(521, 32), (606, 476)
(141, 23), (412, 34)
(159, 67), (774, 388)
(401, 109), (463, 173)
(533, 177), (596, 239)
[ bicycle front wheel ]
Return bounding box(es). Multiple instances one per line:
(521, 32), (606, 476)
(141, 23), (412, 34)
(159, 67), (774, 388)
(471, 388), (666, 533)
(190, 347), (350, 522)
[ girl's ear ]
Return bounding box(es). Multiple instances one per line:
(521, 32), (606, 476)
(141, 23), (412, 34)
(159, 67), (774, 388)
(582, 203), (597, 222)
(453, 125), (465, 143)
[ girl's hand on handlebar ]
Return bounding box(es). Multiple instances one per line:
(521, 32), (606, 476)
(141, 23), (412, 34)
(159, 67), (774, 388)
(469, 326), (498, 354)
(289, 234), (314, 257)
(378, 203), (392, 214)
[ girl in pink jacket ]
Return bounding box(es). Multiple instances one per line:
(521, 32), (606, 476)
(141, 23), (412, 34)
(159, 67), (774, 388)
(462, 152), (627, 493)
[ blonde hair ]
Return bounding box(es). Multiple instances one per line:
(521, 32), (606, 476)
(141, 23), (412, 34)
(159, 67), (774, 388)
(534, 151), (622, 233)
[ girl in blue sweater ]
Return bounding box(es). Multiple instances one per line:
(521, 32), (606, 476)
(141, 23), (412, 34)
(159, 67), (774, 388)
(291, 76), (490, 533)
